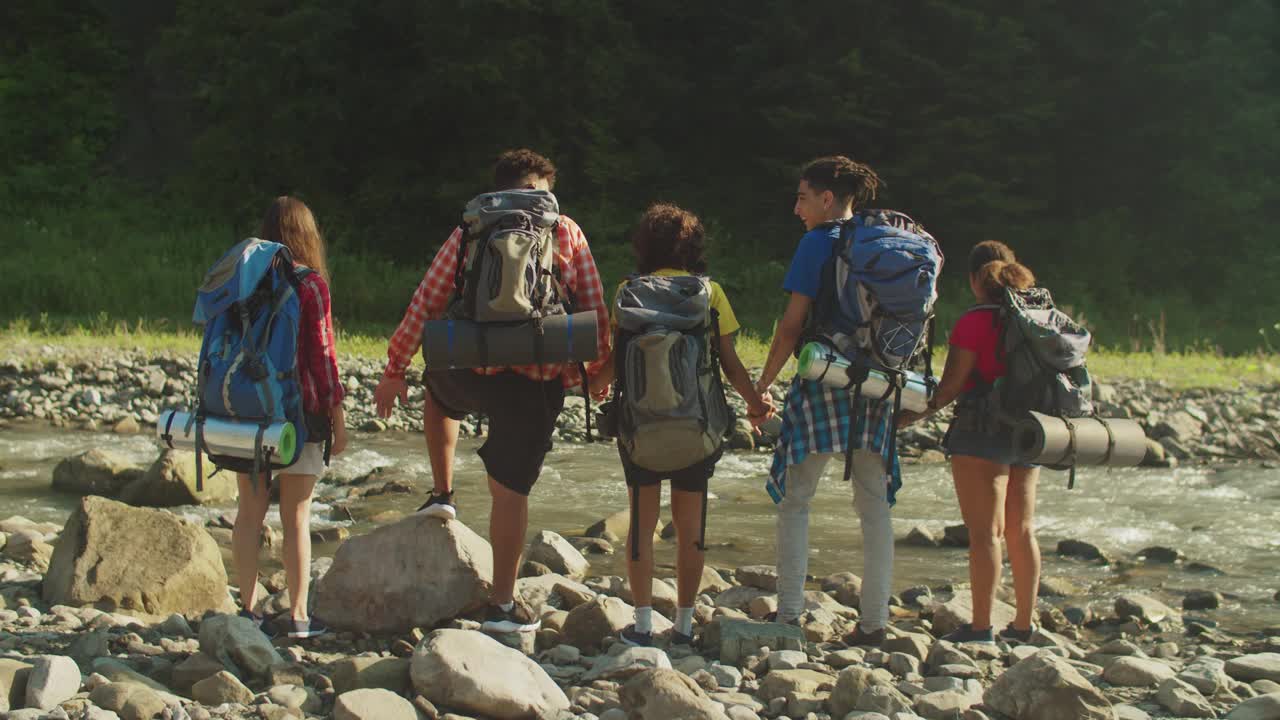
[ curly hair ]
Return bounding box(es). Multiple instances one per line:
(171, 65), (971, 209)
(493, 149), (557, 190)
(801, 155), (882, 207)
(631, 203), (708, 275)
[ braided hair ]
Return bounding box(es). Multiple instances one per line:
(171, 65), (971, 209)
(800, 156), (882, 208)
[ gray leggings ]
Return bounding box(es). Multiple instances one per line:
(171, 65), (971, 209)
(775, 450), (894, 630)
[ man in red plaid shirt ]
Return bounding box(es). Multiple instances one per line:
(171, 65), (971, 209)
(374, 149), (611, 633)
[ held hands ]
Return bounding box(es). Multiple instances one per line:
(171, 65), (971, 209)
(374, 375), (408, 419)
(330, 422), (349, 456)
(587, 372), (611, 402)
(896, 409), (929, 428)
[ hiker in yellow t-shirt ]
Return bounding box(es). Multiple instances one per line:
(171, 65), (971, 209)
(588, 203), (773, 648)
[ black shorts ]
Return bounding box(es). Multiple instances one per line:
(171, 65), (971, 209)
(619, 446), (720, 493)
(424, 369), (565, 495)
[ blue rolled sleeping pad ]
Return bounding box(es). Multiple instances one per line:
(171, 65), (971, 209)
(422, 311), (600, 369)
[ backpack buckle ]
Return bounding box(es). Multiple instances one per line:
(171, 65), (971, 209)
(244, 358), (268, 381)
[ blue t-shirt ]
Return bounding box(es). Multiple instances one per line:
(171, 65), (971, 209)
(782, 223), (840, 298)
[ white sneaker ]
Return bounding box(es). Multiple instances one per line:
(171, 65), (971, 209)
(416, 491), (457, 520)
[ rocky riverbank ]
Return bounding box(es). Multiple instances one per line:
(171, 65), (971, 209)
(1, 497), (1279, 720)
(3, 349), (1280, 466)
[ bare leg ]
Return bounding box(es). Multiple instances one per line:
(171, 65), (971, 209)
(669, 488), (707, 608)
(232, 472), (272, 613)
(950, 455), (1009, 631)
(1004, 465), (1042, 630)
(423, 391), (460, 495)
(276, 473), (318, 621)
(625, 484), (662, 608)
(487, 476), (528, 604)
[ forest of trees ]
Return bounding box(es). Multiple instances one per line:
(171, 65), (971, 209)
(2, 1), (1277, 350)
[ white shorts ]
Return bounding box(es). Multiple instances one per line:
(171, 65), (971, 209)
(286, 442), (326, 477)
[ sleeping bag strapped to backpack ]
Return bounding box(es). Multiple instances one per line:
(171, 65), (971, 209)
(613, 274), (733, 557)
(440, 188), (595, 437)
(808, 209), (943, 480)
(187, 238), (315, 488)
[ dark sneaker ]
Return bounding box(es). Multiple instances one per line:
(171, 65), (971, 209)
(669, 630), (695, 646)
(941, 624), (995, 644)
(288, 617), (329, 639)
(844, 624), (887, 647)
(763, 612), (801, 626)
(480, 601), (540, 634)
(238, 609), (276, 639)
(416, 490), (457, 520)
(619, 624), (654, 647)
(998, 623), (1035, 644)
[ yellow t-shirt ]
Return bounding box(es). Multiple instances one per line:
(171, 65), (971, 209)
(611, 268), (741, 336)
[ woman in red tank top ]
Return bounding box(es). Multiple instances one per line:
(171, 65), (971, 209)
(902, 240), (1042, 645)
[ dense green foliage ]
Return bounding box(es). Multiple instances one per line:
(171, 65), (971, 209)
(2, 1), (1277, 350)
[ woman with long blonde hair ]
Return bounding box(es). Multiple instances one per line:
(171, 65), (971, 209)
(233, 196), (348, 638)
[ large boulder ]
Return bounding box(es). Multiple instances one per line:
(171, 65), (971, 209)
(410, 629), (569, 720)
(930, 590), (1016, 637)
(1115, 593), (1178, 624)
(43, 496), (231, 616)
(985, 650), (1113, 720)
(1226, 693), (1280, 720)
(620, 669), (731, 720)
(199, 614), (286, 680)
(118, 450), (236, 507)
(0, 658), (32, 712)
(1227, 654), (1280, 683)
(717, 618), (805, 666)
(330, 657), (411, 695)
(24, 656), (81, 711)
(525, 530), (589, 579)
(51, 449), (145, 496)
(313, 515), (492, 633)
(1103, 657), (1176, 687)
(584, 646), (673, 683)
(89, 682), (167, 720)
(562, 596), (672, 653)
(1156, 677), (1215, 718)
(334, 688), (418, 720)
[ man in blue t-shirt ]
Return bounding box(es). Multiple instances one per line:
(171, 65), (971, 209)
(755, 155), (898, 646)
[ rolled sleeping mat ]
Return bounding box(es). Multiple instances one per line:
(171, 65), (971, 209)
(156, 409), (297, 465)
(422, 311), (599, 369)
(1012, 411), (1148, 467)
(796, 342), (932, 413)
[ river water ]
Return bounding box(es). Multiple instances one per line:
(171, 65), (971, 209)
(2, 424), (1277, 630)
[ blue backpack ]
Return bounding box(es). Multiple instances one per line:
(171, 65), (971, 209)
(813, 209), (944, 375)
(189, 238), (314, 487)
(810, 209), (943, 481)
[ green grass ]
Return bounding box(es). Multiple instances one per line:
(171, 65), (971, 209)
(4, 319), (1276, 390)
(3, 197), (1278, 389)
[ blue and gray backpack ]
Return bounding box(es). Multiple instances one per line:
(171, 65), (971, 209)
(809, 209), (944, 477)
(188, 238), (316, 488)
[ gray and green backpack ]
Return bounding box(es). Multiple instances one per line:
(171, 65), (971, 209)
(614, 275), (732, 472)
(449, 189), (565, 326)
(613, 274), (733, 556)
(984, 287), (1093, 421)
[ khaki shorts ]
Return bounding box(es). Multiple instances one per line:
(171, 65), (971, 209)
(285, 442), (327, 477)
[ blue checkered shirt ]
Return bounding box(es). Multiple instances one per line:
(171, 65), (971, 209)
(766, 377), (902, 505)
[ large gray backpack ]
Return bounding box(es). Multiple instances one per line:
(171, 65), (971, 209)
(450, 189), (564, 323)
(614, 275), (732, 473)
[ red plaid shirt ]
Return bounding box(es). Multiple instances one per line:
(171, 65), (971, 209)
(296, 271), (344, 414)
(384, 215), (611, 386)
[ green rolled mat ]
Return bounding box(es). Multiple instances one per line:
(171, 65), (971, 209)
(423, 311), (600, 369)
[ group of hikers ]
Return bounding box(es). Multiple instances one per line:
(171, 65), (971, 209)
(207, 149), (1049, 649)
